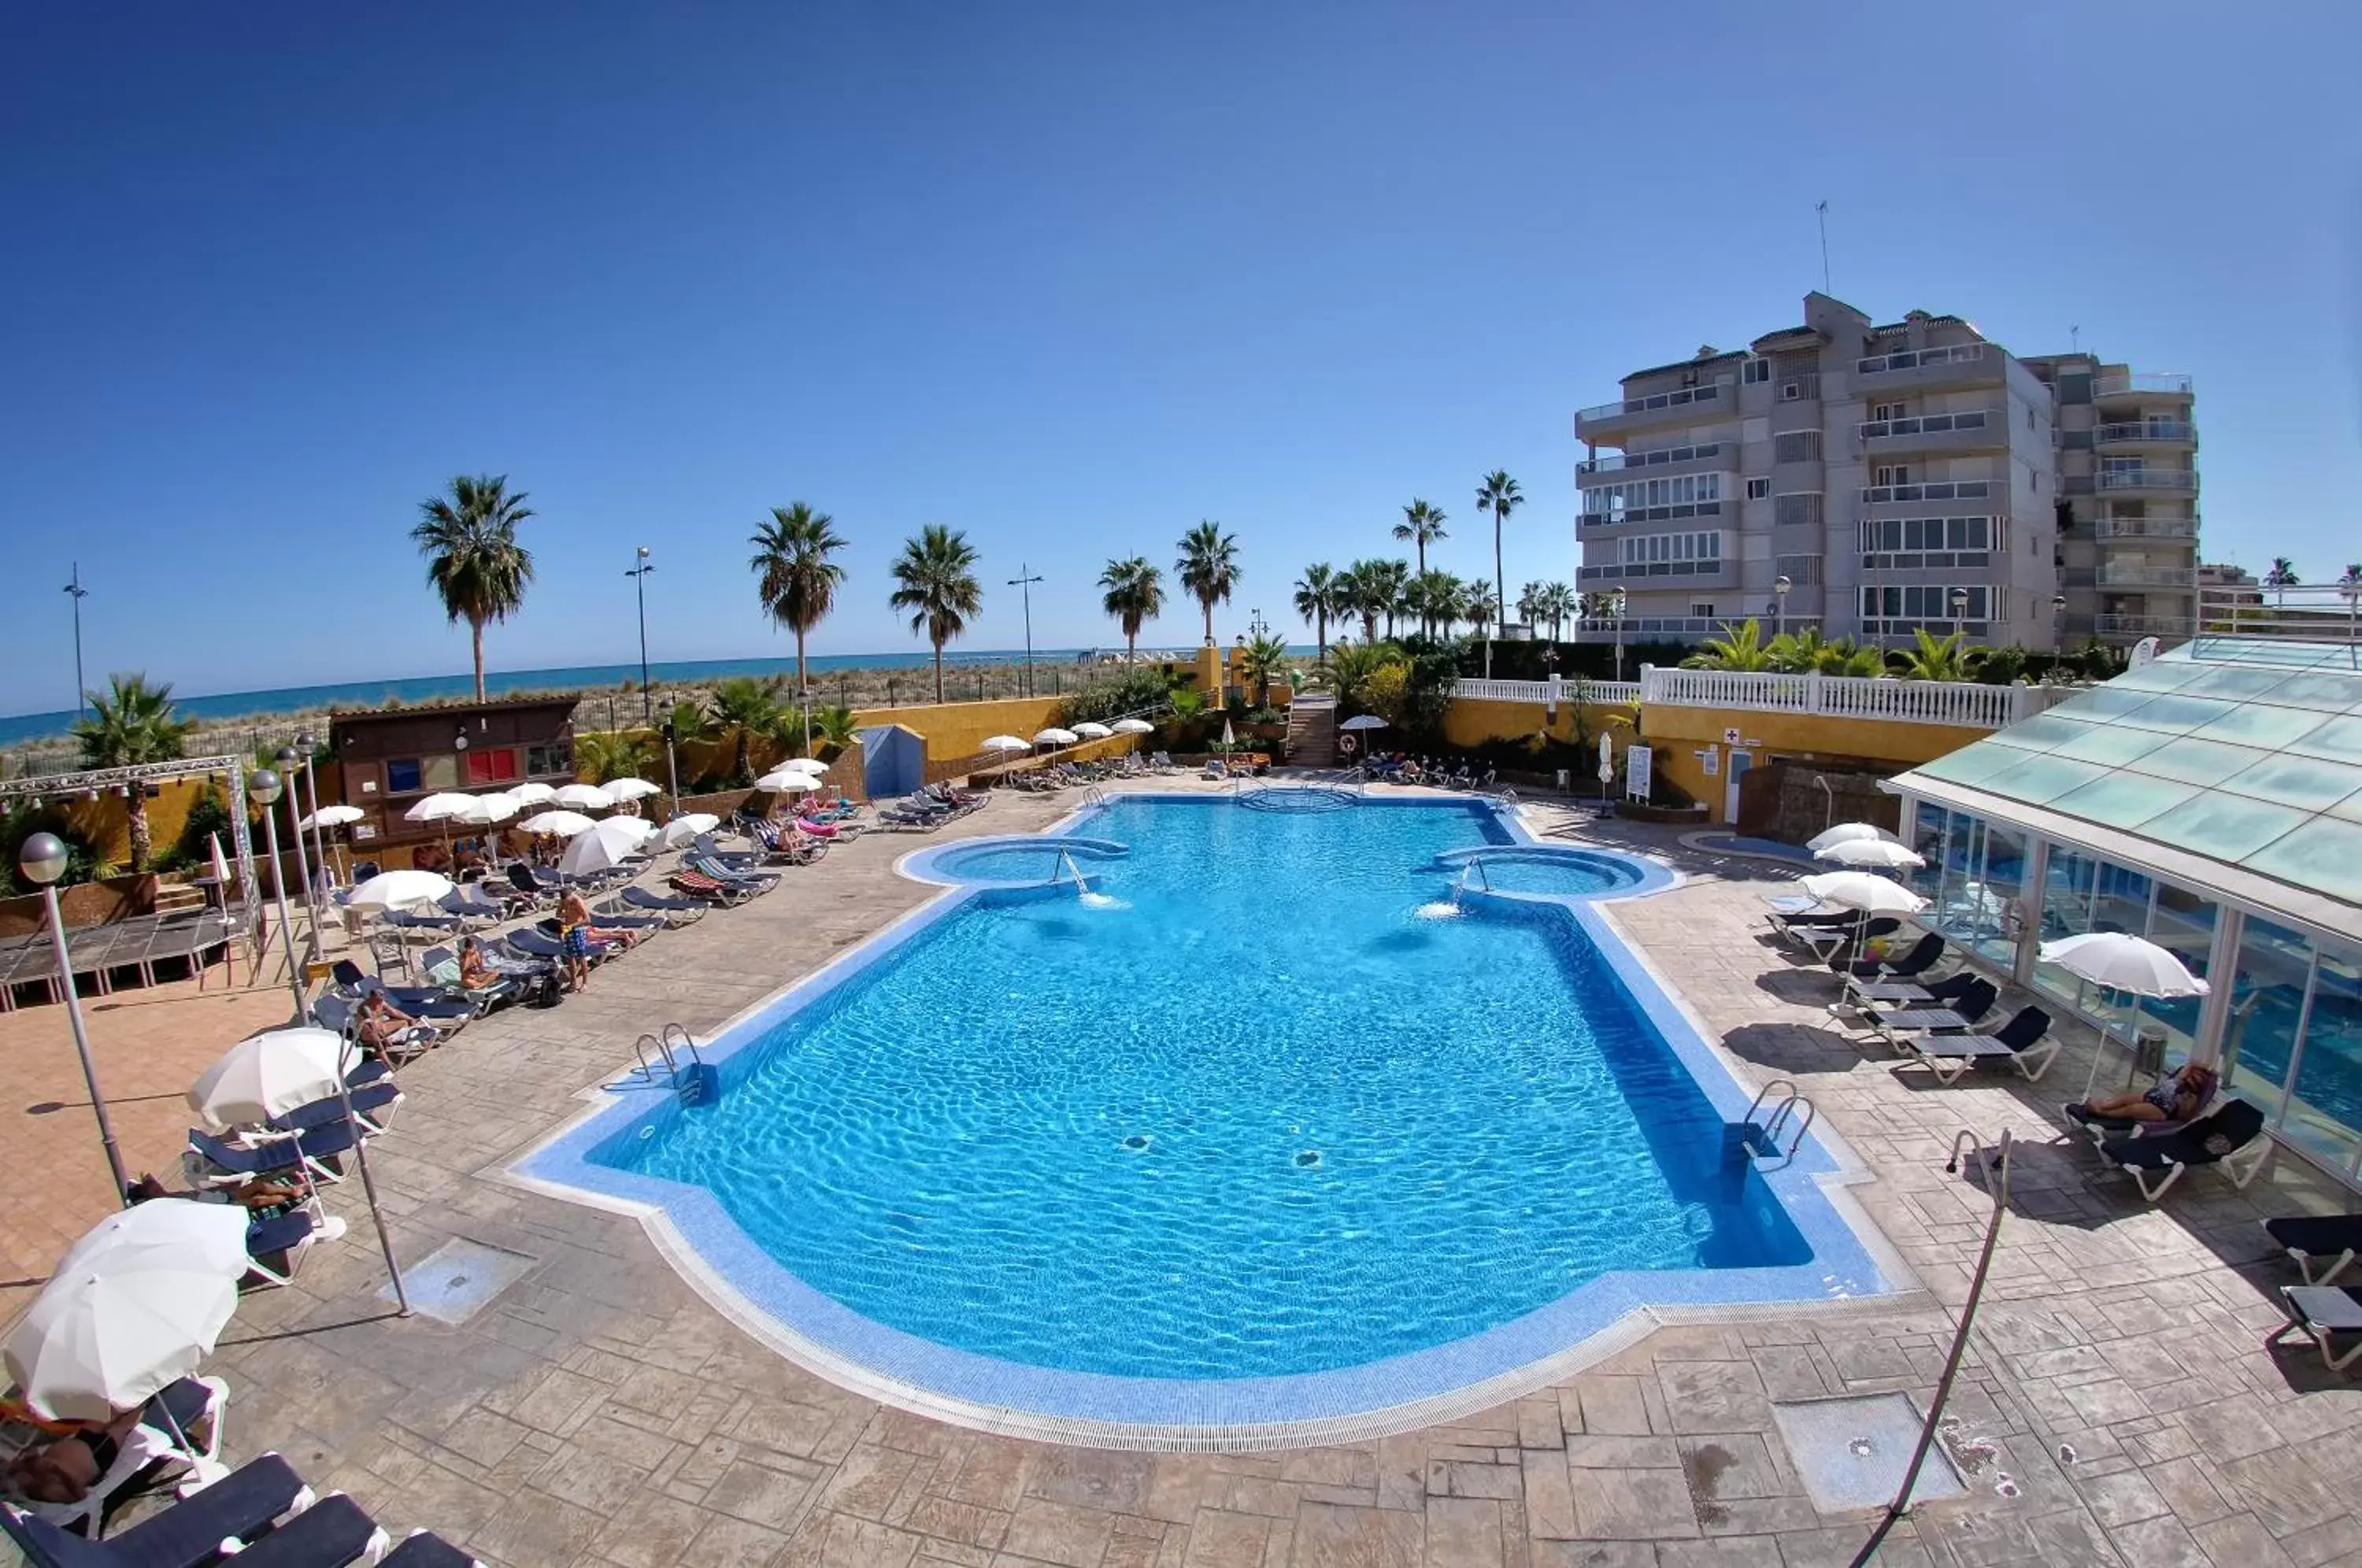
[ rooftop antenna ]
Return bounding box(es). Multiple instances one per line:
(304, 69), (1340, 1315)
(2070, 324), (2081, 353)
(1816, 201), (1831, 293)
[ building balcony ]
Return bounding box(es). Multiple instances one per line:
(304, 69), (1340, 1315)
(1855, 406), (2005, 456)
(1575, 377), (1736, 442)
(1575, 558), (1734, 586)
(1851, 342), (2001, 392)
(2097, 468), (2199, 496)
(2094, 514), (2197, 541)
(2093, 420), (2197, 449)
(1570, 614), (1820, 643)
(2096, 612), (2191, 638)
(1857, 479), (1996, 517)
(2094, 372), (2193, 403)
(2097, 563), (2198, 589)
(1578, 491), (1735, 531)
(1575, 439), (1731, 483)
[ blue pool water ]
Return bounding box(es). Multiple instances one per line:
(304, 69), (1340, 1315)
(593, 797), (1809, 1382)
(1449, 849), (1642, 897)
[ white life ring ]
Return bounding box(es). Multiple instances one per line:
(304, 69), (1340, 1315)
(1337, 733), (1358, 756)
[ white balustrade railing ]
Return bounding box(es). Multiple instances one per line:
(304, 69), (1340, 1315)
(1451, 671), (2064, 728)
(1633, 668), (2073, 728)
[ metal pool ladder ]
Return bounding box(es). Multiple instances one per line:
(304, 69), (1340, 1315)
(1738, 1078), (1815, 1170)
(624, 1022), (713, 1106)
(1081, 784), (1107, 808)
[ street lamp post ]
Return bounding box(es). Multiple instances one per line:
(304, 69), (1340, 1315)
(274, 748), (322, 963)
(248, 770), (310, 1023)
(2052, 594), (2069, 654)
(1951, 587), (1971, 642)
(63, 564), (89, 719)
(1008, 566), (1043, 697)
(1773, 575), (1792, 639)
(626, 548), (655, 726)
(1612, 588), (1630, 684)
(295, 731), (330, 897)
(20, 833), (128, 1201)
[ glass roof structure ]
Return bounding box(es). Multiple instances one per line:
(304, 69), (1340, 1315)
(1892, 639), (2362, 934)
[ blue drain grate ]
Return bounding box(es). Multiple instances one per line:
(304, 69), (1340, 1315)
(1771, 1394), (1968, 1513)
(379, 1237), (537, 1325)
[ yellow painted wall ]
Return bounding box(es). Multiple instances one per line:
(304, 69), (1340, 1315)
(1437, 693), (1986, 823)
(846, 695), (1068, 764)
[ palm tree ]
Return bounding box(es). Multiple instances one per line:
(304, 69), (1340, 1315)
(1241, 634), (1290, 709)
(1682, 619), (1776, 672)
(1539, 582), (1577, 642)
(2267, 557), (2301, 608)
(1893, 627), (1980, 682)
(749, 502), (850, 749)
(1318, 641), (1400, 715)
(1473, 470), (1523, 641)
(1175, 520), (1241, 645)
(1393, 500), (1448, 575)
(72, 675), (196, 871)
(1410, 568), (1462, 637)
(889, 525), (984, 702)
(1364, 559), (1411, 638)
(1293, 564), (1343, 664)
(412, 475), (535, 701)
(1462, 580), (1500, 632)
(705, 677), (783, 782)
(575, 730), (658, 785)
(1097, 557), (1166, 661)
(811, 704), (861, 753)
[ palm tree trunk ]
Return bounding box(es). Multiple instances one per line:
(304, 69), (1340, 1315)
(1315, 613), (1327, 664)
(1201, 598), (1214, 645)
(1126, 627), (1138, 661)
(795, 632), (810, 753)
(1493, 511), (1505, 640)
(933, 643), (946, 704)
(471, 619), (488, 702)
(127, 797), (151, 874)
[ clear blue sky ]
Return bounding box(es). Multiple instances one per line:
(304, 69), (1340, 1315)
(5, 2), (2357, 715)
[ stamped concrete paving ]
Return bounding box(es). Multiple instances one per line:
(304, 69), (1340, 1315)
(19, 783), (2362, 1566)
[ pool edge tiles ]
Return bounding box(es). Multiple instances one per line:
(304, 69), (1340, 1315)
(505, 791), (1908, 1448)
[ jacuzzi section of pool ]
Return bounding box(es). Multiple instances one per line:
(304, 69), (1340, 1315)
(519, 795), (1890, 1435)
(1436, 845), (1650, 898)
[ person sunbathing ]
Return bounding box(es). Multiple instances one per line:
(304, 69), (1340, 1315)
(2068, 1061), (2216, 1125)
(355, 989), (426, 1061)
(5, 1407), (146, 1506)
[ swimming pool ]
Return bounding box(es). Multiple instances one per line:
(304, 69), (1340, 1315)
(519, 793), (1891, 1440)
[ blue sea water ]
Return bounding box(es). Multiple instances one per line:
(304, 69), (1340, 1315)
(0, 646), (1246, 747)
(598, 797), (1805, 1381)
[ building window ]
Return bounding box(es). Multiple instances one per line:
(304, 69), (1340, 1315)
(1746, 478), (1770, 500)
(1773, 431), (1822, 464)
(1874, 464), (1912, 488)
(1617, 531), (1723, 568)
(1742, 357), (1771, 384)
(1581, 472), (1723, 525)
(1860, 584), (1991, 622)
(384, 758), (423, 795)
(1690, 602), (1716, 619)
(465, 747), (522, 786)
(1772, 492), (1823, 529)
(527, 742), (574, 777)
(1774, 554), (1823, 587)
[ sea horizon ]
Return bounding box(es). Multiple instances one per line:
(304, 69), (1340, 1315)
(0, 645), (1248, 748)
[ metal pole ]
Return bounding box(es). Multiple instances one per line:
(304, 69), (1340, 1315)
(259, 808), (309, 1023)
(628, 549), (654, 724)
(42, 883), (128, 1200)
(328, 1036), (410, 1316)
(1853, 1130), (2012, 1567)
(64, 563), (89, 719)
(1009, 567), (1043, 698)
(276, 753), (321, 963)
(299, 751), (329, 897)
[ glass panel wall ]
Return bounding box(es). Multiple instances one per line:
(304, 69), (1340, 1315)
(2223, 916), (2312, 1123)
(2290, 945), (2362, 1174)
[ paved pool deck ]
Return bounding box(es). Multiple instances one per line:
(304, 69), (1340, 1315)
(12, 780), (2362, 1566)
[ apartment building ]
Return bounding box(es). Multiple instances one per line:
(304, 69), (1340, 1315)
(1570, 291), (2198, 650)
(2023, 353), (2201, 643)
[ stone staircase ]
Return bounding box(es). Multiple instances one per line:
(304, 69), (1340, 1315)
(1286, 693), (1337, 767)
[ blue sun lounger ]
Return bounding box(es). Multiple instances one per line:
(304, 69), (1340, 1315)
(1, 1453), (312, 1567)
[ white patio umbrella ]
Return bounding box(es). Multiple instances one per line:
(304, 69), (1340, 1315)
(297, 804), (363, 830)
(1797, 871), (1927, 914)
(1807, 820), (1903, 854)
(451, 792), (519, 826)
(402, 793), (478, 824)
(6, 1200), (250, 1422)
(661, 813), (720, 849)
(506, 781), (558, 805)
(605, 777), (662, 801)
(1813, 839), (1925, 872)
(187, 1026), (356, 1129)
(1072, 722), (1114, 739)
(1034, 727), (1080, 748)
(1218, 718), (1236, 750)
(982, 734), (1031, 752)
(559, 816), (660, 877)
(1110, 718), (1155, 735)
(518, 809), (599, 838)
(772, 757), (828, 776)
(754, 768), (821, 793)
(2043, 932), (2213, 1099)
(553, 782), (616, 810)
(1338, 714), (1390, 730)
(346, 870), (456, 912)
